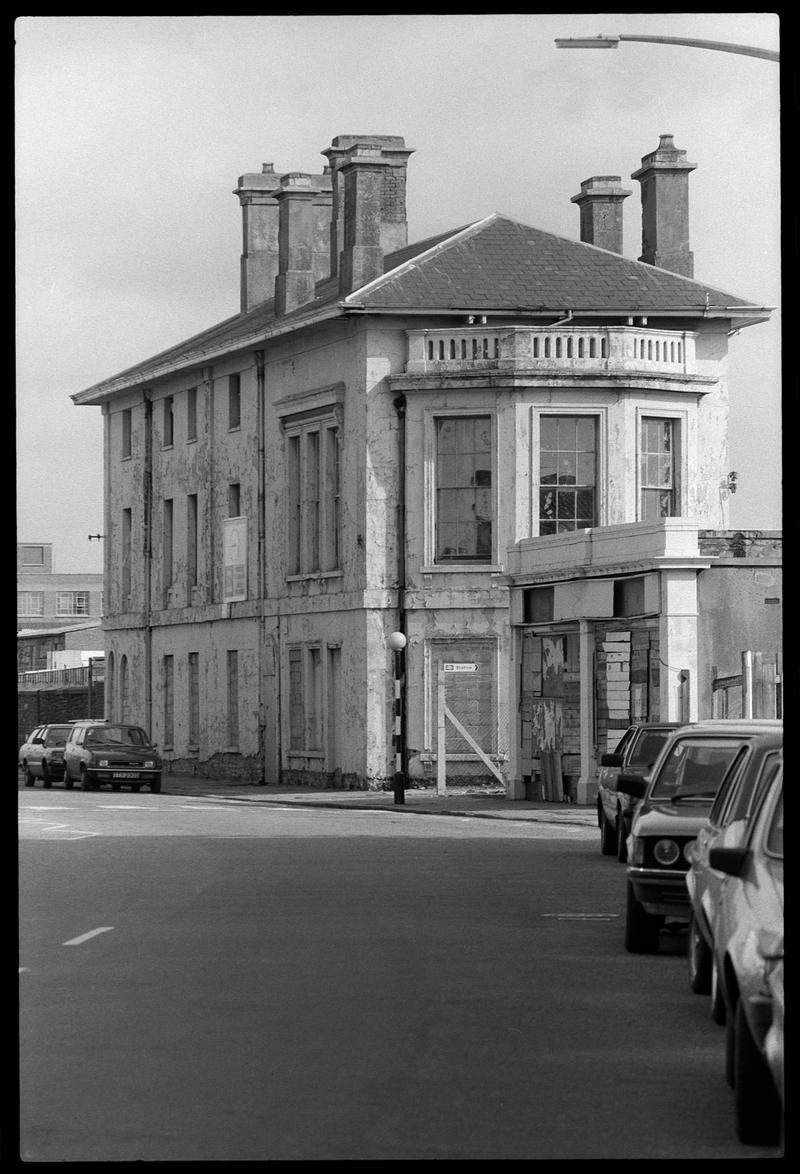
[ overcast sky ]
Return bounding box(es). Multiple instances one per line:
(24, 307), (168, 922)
(16, 13), (781, 574)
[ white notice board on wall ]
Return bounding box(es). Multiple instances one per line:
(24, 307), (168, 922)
(223, 516), (247, 602)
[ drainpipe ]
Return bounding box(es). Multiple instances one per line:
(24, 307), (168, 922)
(255, 349), (267, 783)
(392, 394), (408, 801)
(143, 391), (154, 736)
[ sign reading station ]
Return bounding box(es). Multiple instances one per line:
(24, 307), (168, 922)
(443, 663), (478, 672)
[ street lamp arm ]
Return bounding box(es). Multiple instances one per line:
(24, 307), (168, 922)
(555, 33), (778, 62)
(618, 34), (778, 62)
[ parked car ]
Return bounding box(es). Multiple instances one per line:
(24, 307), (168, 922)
(685, 729), (782, 1003)
(18, 723), (74, 787)
(63, 720), (162, 793)
(596, 722), (682, 860)
(617, 720), (779, 954)
(708, 764), (783, 1145)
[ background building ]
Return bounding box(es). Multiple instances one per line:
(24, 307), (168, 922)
(69, 132), (780, 793)
(17, 542), (103, 639)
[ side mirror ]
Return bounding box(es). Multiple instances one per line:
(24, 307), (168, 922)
(600, 752), (623, 767)
(617, 771), (647, 799)
(709, 845), (749, 877)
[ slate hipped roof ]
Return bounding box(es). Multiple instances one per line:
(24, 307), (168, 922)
(72, 213), (771, 404)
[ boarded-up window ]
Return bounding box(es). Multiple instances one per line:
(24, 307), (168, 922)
(227, 650), (239, 750)
(163, 655), (174, 748)
(432, 639), (496, 753)
(188, 652), (200, 746)
(288, 648), (304, 751)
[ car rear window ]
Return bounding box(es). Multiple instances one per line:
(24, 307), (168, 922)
(43, 726), (72, 746)
(628, 730), (672, 769)
(650, 737), (745, 799)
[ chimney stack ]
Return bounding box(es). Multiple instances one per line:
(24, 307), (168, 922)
(631, 134), (697, 277)
(322, 135), (413, 285)
(571, 176), (631, 254)
(274, 174), (320, 317)
(235, 163), (332, 313)
(234, 164), (281, 313)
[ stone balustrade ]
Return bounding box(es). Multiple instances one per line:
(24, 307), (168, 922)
(406, 325), (696, 376)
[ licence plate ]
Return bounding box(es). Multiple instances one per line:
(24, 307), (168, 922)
(112, 771), (140, 779)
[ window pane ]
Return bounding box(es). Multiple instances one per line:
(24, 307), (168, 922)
(557, 453), (577, 484)
(540, 417), (559, 450)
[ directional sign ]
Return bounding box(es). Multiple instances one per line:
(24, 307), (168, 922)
(443, 663), (478, 672)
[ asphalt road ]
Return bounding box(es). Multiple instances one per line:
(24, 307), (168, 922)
(17, 790), (782, 1161)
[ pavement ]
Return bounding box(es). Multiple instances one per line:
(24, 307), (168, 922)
(158, 774), (599, 828)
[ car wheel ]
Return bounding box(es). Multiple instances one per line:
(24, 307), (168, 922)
(711, 954), (726, 1025)
(734, 998), (781, 1145)
(616, 813), (628, 863)
(42, 765), (53, 789)
(688, 912), (712, 994)
(624, 880), (661, 953)
(599, 809), (616, 855)
(63, 769), (74, 790)
(23, 764), (35, 787)
(80, 766), (96, 792)
(131, 784), (141, 793)
(111, 784), (121, 792)
(150, 775), (162, 794)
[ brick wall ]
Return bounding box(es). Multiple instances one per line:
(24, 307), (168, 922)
(18, 684), (105, 748)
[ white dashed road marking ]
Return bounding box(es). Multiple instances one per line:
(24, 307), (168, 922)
(541, 913), (620, 920)
(63, 927), (115, 946)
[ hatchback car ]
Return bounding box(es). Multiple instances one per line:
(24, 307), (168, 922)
(63, 720), (162, 792)
(708, 765), (783, 1145)
(596, 722), (682, 860)
(618, 720), (778, 954)
(19, 723), (74, 787)
(685, 728), (782, 1002)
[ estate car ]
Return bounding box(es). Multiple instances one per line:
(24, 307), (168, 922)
(19, 723), (74, 787)
(63, 720), (162, 793)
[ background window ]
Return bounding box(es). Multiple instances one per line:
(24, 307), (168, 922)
(56, 591), (89, 616)
(228, 482), (241, 517)
(641, 417), (678, 519)
(20, 546), (45, 566)
(228, 374), (241, 430)
(17, 591), (44, 616)
(122, 408), (132, 457)
(435, 415), (492, 562)
(539, 415), (597, 535)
